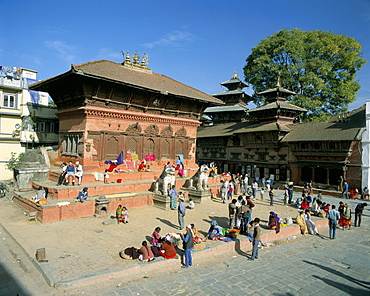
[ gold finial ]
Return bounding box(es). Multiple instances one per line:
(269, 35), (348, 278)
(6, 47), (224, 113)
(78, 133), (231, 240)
(276, 74), (281, 88)
(132, 51), (140, 64)
(121, 51), (152, 73)
(141, 53), (149, 67)
(231, 68), (239, 79)
(125, 51), (131, 63)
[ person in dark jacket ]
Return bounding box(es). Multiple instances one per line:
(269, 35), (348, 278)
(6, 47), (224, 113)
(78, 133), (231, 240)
(180, 224), (194, 268)
(354, 203), (368, 227)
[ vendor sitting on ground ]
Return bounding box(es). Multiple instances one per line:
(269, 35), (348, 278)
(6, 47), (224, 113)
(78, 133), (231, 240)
(160, 239), (177, 259)
(207, 220), (223, 240)
(77, 187), (88, 203)
(138, 161), (149, 172)
(191, 224), (207, 243)
(34, 186), (45, 202)
(138, 241), (155, 262)
(268, 211), (281, 233)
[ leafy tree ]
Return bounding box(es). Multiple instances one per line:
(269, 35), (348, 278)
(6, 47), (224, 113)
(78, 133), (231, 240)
(243, 29), (367, 120)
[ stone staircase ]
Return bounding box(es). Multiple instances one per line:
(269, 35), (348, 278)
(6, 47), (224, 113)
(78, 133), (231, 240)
(13, 164), (223, 223)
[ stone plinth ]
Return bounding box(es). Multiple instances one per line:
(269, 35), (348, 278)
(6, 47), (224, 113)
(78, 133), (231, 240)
(186, 188), (212, 204)
(153, 194), (171, 210)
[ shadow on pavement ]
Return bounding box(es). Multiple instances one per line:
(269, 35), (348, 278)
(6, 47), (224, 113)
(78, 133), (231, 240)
(0, 262), (29, 296)
(234, 238), (249, 258)
(304, 260), (370, 290)
(156, 217), (178, 229)
(312, 275), (369, 295)
(205, 216), (229, 228)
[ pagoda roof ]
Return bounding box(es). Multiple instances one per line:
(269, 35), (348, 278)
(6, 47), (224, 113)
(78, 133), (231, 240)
(204, 103), (248, 113)
(197, 122), (246, 138)
(213, 89), (246, 97)
(197, 121), (291, 138)
(258, 86), (296, 96)
(282, 105), (366, 142)
(221, 77), (248, 88)
(248, 101), (307, 113)
(234, 122), (292, 134)
(29, 60), (223, 105)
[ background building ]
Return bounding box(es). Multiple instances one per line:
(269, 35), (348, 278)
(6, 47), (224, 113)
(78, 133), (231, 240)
(0, 66), (58, 180)
(197, 74), (367, 191)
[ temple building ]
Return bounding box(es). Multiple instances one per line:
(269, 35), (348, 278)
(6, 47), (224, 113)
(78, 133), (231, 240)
(30, 53), (223, 170)
(197, 74), (366, 190)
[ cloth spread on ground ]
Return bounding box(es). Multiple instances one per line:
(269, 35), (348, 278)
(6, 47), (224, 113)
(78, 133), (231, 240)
(222, 238), (235, 242)
(145, 154), (156, 161)
(192, 245), (209, 252)
(92, 172), (104, 181)
(126, 161), (135, 169)
(105, 192), (139, 199)
(57, 201), (70, 207)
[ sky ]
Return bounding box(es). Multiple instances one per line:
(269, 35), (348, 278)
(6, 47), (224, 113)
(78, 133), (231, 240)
(1, 0), (370, 111)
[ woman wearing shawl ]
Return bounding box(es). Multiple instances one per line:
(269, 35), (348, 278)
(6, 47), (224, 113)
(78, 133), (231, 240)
(304, 209), (318, 235)
(268, 212), (280, 233)
(341, 203), (352, 229)
(116, 205), (124, 224)
(207, 221), (223, 240)
(296, 211), (308, 234)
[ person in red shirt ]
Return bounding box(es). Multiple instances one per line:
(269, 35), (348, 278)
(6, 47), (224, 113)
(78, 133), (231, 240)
(160, 240), (177, 259)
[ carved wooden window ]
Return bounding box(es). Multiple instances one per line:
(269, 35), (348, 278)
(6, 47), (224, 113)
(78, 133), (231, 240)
(162, 139), (170, 158)
(175, 140), (184, 155)
(145, 138), (155, 155)
(127, 138), (138, 154)
(61, 134), (81, 157)
(106, 136), (118, 159)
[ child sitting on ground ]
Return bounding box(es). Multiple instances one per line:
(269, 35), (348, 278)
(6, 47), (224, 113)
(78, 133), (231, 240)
(151, 227), (162, 247)
(187, 198), (195, 209)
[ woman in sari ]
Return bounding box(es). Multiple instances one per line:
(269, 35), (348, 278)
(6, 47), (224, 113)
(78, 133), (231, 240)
(304, 209), (318, 235)
(268, 212), (280, 233)
(116, 205), (123, 224)
(296, 211), (308, 235)
(341, 203), (352, 229)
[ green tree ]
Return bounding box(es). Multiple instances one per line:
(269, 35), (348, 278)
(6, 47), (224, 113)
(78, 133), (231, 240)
(243, 29), (367, 120)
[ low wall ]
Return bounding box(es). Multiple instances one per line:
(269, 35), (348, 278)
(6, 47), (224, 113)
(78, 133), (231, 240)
(13, 193), (154, 223)
(54, 218), (329, 288)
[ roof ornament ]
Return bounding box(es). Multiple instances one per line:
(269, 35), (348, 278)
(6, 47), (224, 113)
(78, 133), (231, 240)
(231, 68), (239, 79)
(141, 53), (149, 67)
(132, 51), (140, 64)
(275, 74), (282, 88)
(121, 51), (152, 73)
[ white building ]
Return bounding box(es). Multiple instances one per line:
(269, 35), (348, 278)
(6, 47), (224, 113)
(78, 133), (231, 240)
(0, 67), (58, 180)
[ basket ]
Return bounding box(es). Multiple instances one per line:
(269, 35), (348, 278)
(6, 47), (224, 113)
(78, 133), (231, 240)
(227, 229), (240, 239)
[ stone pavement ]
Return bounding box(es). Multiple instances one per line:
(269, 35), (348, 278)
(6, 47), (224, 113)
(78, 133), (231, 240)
(0, 191), (369, 295)
(96, 195), (370, 296)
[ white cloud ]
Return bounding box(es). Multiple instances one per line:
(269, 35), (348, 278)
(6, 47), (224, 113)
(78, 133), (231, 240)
(45, 40), (77, 64)
(96, 48), (123, 61)
(143, 30), (197, 49)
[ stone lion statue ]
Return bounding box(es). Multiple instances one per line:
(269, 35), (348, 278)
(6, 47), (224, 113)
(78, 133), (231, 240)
(155, 166), (176, 195)
(189, 164), (210, 191)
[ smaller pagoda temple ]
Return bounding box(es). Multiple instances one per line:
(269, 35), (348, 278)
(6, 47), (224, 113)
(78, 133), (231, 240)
(197, 76), (307, 180)
(246, 77), (306, 124)
(202, 71), (251, 124)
